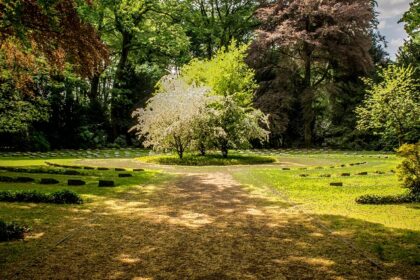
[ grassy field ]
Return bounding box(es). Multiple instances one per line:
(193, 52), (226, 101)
(0, 148), (419, 278)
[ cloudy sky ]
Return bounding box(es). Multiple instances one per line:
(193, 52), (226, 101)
(377, 0), (411, 60)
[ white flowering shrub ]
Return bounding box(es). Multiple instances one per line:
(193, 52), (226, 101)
(130, 75), (211, 159)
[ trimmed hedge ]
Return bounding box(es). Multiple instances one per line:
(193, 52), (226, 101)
(0, 220), (28, 242)
(0, 190), (83, 204)
(40, 178), (59, 185)
(356, 194), (420, 204)
(330, 182), (343, 187)
(98, 180), (115, 187)
(0, 176), (35, 183)
(68, 179), (86, 186)
(0, 167), (85, 176)
(118, 173), (132, 178)
(133, 169), (144, 172)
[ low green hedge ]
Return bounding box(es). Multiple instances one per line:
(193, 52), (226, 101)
(356, 193), (420, 204)
(0, 220), (29, 242)
(0, 190), (83, 204)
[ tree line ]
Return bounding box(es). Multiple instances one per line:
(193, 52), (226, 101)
(0, 0), (418, 151)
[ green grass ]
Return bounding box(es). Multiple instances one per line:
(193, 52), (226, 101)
(0, 149), (419, 276)
(0, 161), (173, 272)
(137, 152), (276, 166)
(231, 151), (420, 266)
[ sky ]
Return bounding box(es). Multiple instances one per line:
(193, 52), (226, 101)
(377, 0), (411, 60)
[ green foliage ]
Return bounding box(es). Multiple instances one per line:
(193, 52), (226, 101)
(356, 194), (419, 204)
(400, 0), (420, 43)
(182, 43), (269, 157)
(0, 220), (28, 242)
(356, 65), (420, 146)
(397, 143), (420, 195)
(0, 190), (83, 204)
(182, 42), (257, 106)
(139, 153), (276, 166)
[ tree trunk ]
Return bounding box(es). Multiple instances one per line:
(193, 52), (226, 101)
(89, 73), (100, 104)
(302, 42), (314, 148)
(199, 142), (206, 156)
(221, 145), (228, 158)
(111, 32), (132, 140)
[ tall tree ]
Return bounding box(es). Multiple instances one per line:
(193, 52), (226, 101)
(181, 0), (259, 58)
(255, 0), (374, 146)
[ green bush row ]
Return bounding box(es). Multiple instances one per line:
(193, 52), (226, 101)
(0, 167), (83, 176)
(0, 220), (29, 242)
(0, 190), (83, 204)
(356, 193), (419, 204)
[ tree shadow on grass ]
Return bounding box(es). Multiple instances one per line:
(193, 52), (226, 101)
(2, 173), (419, 279)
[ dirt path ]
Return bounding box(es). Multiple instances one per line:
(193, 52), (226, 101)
(5, 170), (394, 280)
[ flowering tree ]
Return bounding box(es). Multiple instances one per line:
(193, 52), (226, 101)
(130, 75), (211, 159)
(182, 43), (270, 157)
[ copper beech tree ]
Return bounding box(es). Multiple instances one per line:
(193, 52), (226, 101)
(255, 0), (374, 146)
(0, 0), (109, 93)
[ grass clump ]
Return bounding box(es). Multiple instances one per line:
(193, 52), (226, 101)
(0, 190), (83, 204)
(356, 193), (419, 204)
(0, 220), (29, 242)
(139, 153), (276, 166)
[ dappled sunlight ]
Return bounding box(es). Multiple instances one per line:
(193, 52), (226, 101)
(26, 232), (45, 240)
(2, 170), (418, 279)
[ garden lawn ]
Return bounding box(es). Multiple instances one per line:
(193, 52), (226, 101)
(0, 149), (419, 279)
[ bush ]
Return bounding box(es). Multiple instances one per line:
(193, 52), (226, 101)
(0, 190), (83, 204)
(50, 190), (83, 204)
(356, 193), (419, 204)
(397, 143), (420, 196)
(0, 220), (28, 242)
(98, 180), (115, 187)
(40, 178), (59, 184)
(67, 179), (86, 186)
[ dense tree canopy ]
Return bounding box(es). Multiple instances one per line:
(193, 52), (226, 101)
(0, 0), (418, 151)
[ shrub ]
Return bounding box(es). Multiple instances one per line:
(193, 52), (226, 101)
(67, 179), (86, 186)
(0, 190), (83, 204)
(98, 180), (115, 187)
(15, 177), (35, 183)
(98, 167), (109, 171)
(50, 190), (83, 204)
(133, 168), (144, 172)
(0, 176), (14, 182)
(357, 172), (368, 176)
(397, 143), (420, 196)
(115, 168), (126, 171)
(330, 182), (343, 187)
(40, 178), (59, 184)
(63, 170), (81, 175)
(341, 173), (351, 177)
(118, 174), (132, 178)
(356, 194), (419, 204)
(0, 220), (28, 242)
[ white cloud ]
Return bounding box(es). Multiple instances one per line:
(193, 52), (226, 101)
(376, 0), (411, 60)
(377, 0), (410, 20)
(378, 20), (387, 30)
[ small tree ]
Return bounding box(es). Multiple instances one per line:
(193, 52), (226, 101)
(182, 42), (270, 157)
(210, 96), (269, 158)
(130, 75), (210, 159)
(356, 65), (420, 146)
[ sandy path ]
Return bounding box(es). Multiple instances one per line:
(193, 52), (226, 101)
(4, 170), (393, 280)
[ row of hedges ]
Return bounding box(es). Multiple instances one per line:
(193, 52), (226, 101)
(0, 167), (84, 176)
(356, 193), (420, 204)
(0, 190), (83, 204)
